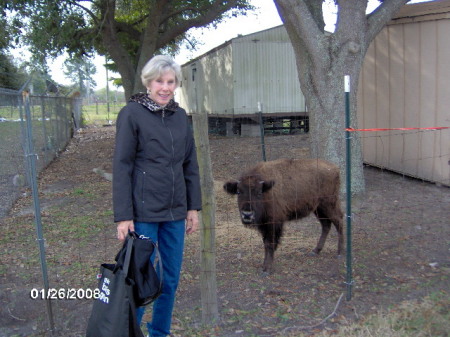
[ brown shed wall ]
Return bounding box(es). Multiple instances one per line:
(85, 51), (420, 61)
(357, 0), (450, 185)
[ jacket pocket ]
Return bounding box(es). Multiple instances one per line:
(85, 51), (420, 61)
(132, 168), (146, 214)
(144, 167), (170, 211)
(133, 167), (171, 216)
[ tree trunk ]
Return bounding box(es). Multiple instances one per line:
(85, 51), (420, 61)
(274, 0), (409, 195)
(282, 24), (366, 194)
(93, 0), (256, 100)
(99, 0), (137, 100)
(305, 62), (366, 195)
(131, 2), (165, 96)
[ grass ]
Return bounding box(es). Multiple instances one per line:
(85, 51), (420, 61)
(73, 187), (96, 198)
(0, 102), (119, 179)
(315, 292), (449, 337)
(3, 103), (448, 336)
(0, 96), (123, 128)
(169, 293), (450, 337)
(0, 102), (73, 180)
(81, 103), (122, 126)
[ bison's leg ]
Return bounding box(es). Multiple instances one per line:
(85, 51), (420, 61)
(314, 208), (344, 256)
(313, 209), (332, 255)
(332, 217), (344, 256)
(259, 223), (283, 274)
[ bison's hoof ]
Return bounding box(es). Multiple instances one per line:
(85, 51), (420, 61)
(307, 250), (319, 257)
(260, 267), (273, 277)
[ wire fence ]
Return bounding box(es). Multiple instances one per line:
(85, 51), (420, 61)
(0, 88), (82, 219)
(203, 126), (449, 335)
(0, 109), (448, 336)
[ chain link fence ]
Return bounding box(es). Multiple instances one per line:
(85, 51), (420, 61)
(0, 88), (82, 219)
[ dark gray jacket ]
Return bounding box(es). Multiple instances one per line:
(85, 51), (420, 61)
(113, 93), (202, 223)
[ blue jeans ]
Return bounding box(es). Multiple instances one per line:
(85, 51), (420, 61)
(134, 220), (186, 337)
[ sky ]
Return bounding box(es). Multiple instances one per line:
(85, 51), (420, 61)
(46, 0), (428, 90)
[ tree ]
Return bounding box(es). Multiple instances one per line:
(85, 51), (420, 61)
(4, 0), (253, 99)
(64, 56), (97, 97)
(0, 12), (23, 89)
(94, 87), (126, 103)
(0, 51), (51, 92)
(273, 0), (410, 193)
(0, 52), (22, 89)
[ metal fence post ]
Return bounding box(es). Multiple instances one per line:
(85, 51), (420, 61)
(344, 75), (353, 301)
(22, 91), (55, 335)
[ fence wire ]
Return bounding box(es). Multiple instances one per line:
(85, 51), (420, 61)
(0, 110), (448, 336)
(0, 88), (81, 219)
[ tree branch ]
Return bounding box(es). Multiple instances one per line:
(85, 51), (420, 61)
(67, 0), (100, 24)
(335, 0), (367, 37)
(274, 0), (326, 59)
(156, 0), (246, 49)
(98, 0), (136, 94)
(282, 293), (344, 333)
(115, 21), (141, 40)
(366, 0), (409, 42)
(162, 6), (204, 23)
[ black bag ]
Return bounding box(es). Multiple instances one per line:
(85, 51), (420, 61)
(115, 231), (163, 306)
(86, 237), (144, 337)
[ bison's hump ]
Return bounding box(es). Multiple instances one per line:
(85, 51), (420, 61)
(238, 158), (340, 197)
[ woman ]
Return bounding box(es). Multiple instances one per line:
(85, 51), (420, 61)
(113, 55), (202, 337)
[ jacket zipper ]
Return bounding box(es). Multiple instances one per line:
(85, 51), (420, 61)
(141, 171), (146, 207)
(162, 109), (176, 220)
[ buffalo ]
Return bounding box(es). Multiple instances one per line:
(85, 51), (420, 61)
(223, 158), (344, 274)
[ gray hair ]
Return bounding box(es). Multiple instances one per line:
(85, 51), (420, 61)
(141, 55), (181, 87)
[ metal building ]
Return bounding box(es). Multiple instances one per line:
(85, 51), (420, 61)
(179, 0), (449, 185)
(178, 26), (307, 136)
(357, 0), (450, 185)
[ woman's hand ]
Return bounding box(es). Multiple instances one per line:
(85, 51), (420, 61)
(186, 210), (199, 234)
(117, 220), (134, 242)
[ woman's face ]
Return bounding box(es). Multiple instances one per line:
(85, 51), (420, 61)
(147, 70), (177, 107)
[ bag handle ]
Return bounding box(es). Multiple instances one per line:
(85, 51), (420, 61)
(122, 233), (134, 276)
(132, 231), (164, 293)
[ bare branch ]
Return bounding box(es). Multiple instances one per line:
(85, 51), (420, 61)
(274, 0), (326, 59)
(366, 0), (409, 42)
(156, 0), (246, 49)
(115, 21), (141, 39)
(67, 0), (100, 24)
(282, 293), (344, 333)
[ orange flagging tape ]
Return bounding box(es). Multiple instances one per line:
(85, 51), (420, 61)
(346, 127), (450, 132)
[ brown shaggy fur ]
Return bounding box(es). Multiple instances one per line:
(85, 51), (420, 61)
(224, 158), (344, 274)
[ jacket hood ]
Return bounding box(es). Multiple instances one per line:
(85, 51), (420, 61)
(129, 93), (179, 112)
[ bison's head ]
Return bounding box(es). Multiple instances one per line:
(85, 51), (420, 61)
(224, 175), (275, 226)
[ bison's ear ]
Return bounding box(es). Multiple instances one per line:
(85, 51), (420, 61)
(223, 181), (239, 195)
(261, 180), (275, 193)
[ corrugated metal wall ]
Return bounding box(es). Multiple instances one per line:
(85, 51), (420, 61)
(235, 25), (291, 43)
(179, 2), (449, 184)
(358, 10), (450, 185)
(179, 25), (306, 116)
(178, 44), (233, 114)
(233, 40), (305, 115)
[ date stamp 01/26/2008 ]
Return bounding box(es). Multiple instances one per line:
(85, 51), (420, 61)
(30, 288), (100, 300)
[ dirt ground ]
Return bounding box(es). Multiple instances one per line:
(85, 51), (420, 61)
(0, 126), (449, 337)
